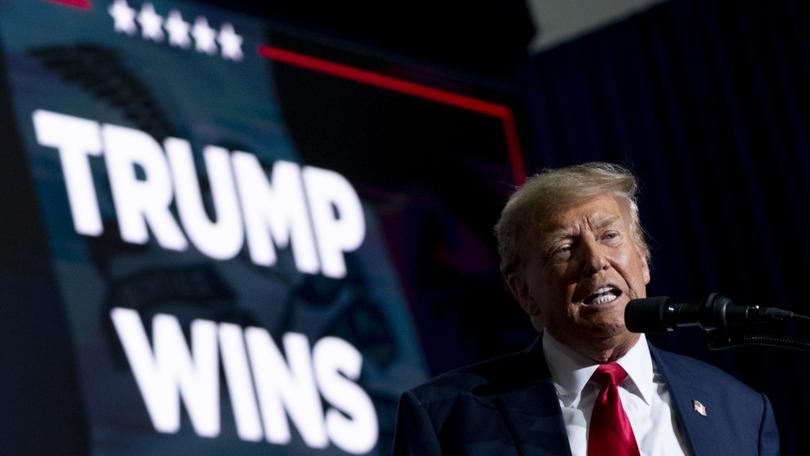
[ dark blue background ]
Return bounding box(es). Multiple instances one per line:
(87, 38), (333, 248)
(2, 0), (809, 454)
(266, 0), (810, 453)
(520, 2), (810, 454)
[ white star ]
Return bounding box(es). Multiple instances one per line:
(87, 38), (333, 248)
(137, 3), (164, 42)
(192, 16), (217, 55)
(218, 22), (243, 61)
(164, 10), (191, 48)
(108, 0), (137, 35)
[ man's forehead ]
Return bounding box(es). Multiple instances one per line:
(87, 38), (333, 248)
(540, 196), (628, 234)
(540, 214), (620, 240)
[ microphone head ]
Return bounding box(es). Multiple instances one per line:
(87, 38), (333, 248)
(625, 297), (673, 333)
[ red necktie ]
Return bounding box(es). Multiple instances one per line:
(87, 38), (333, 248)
(587, 363), (640, 456)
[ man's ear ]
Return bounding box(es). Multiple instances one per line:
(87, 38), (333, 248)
(506, 272), (541, 316)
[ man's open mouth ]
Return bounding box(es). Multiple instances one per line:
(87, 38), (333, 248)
(583, 286), (622, 305)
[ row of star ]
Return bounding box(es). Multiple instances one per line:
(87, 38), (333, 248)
(108, 0), (243, 61)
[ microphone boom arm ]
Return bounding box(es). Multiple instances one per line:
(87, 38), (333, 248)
(626, 293), (810, 353)
(707, 332), (810, 353)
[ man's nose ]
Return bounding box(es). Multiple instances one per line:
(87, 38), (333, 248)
(579, 238), (610, 275)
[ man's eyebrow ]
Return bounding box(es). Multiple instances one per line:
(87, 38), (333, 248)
(592, 214), (622, 229)
(543, 214), (621, 237)
(544, 227), (576, 240)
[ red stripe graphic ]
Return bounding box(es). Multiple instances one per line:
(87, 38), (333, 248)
(258, 45), (525, 184)
(47, 0), (92, 10)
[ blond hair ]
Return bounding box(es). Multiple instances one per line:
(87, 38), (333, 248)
(494, 162), (649, 277)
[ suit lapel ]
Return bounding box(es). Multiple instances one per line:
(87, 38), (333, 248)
(491, 338), (572, 456)
(491, 340), (730, 456)
(650, 346), (712, 456)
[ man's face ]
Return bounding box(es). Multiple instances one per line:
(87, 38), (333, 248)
(508, 193), (650, 358)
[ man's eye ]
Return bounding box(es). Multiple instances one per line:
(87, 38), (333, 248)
(552, 244), (572, 256)
(602, 231), (620, 241)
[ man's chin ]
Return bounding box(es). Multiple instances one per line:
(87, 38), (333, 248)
(579, 317), (631, 339)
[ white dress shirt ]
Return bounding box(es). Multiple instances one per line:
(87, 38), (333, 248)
(542, 332), (690, 456)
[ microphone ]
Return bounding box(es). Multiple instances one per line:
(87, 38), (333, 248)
(624, 293), (802, 333)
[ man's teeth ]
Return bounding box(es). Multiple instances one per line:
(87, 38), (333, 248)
(592, 293), (617, 305)
(589, 287), (619, 305)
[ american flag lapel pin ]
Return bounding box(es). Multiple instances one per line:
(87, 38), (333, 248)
(692, 400), (707, 416)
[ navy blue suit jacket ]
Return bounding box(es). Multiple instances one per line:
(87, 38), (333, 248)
(394, 338), (779, 455)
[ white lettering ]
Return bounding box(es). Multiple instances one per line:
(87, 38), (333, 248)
(32, 110), (368, 278)
(165, 139), (243, 259)
(111, 310), (380, 450)
(314, 336), (378, 454)
(303, 167), (366, 279)
(218, 323), (263, 441)
(232, 154), (319, 273)
(102, 124), (188, 250)
(32, 110), (104, 236)
(110, 308), (220, 437)
(245, 328), (327, 448)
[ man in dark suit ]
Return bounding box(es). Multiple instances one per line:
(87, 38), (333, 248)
(393, 162), (779, 455)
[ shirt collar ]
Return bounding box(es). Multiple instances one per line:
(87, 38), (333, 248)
(542, 331), (655, 406)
